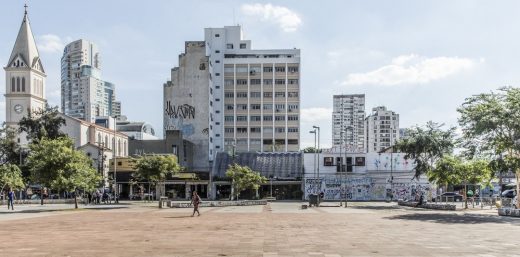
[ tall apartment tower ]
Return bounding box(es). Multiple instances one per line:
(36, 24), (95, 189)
(365, 106), (399, 152)
(61, 39), (118, 123)
(4, 8), (46, 145)
(204, 26), (301, 154)
(332, 94), (366, 152)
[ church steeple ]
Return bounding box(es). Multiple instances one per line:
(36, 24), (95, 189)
(6, 5), (44, 74)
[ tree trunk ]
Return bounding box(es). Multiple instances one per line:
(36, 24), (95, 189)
(464, 183), (468, 209)
(41, 186), (44, 206)
(148, 183), (151, 201)
(516, 170), (520, 208)
(74, 189), (78, 209)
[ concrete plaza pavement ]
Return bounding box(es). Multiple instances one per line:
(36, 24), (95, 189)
(0, 201), (519, 256)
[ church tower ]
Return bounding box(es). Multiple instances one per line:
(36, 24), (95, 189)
(3, 6), (47, 140)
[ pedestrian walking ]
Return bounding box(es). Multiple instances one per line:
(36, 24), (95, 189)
(191, 191), (201, 217)
(7, 188), (15, 210)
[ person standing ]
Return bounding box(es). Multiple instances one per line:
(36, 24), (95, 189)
(7, 188), (15, 210)
(191, 191), (201, 217)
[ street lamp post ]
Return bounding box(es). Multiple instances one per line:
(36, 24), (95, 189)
(313, 126), (321, 195)
(309, 129), (317, 194)
(113, 126), (118, 204)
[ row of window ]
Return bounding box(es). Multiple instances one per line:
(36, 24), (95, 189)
(225, 139), (299, 145)
(224, 115), (299, 122)
(225, 104), (299, 110)
(225, 127), (299, 133)
(225, 79), (299, 86)
(223, 66), (299, 73)
(225, 91), (298, 98)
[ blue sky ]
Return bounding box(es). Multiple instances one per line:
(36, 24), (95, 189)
(1, 0), (520, 148)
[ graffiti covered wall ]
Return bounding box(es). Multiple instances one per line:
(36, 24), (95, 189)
(304, 176), (432, 201)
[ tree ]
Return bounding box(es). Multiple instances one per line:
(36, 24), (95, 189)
(0, 164), (25, 192)
(430, 156), (492, 208)
(458, 87), (520, 208)
(132, 155), (182, 200)
(226, 163), (267, 200)
(18, 104), (66, 142)
(303, 147), (321, 153)
(394, 121), (457, 178)
(27, 137), (100, 208)
(0, 123), (20, 165)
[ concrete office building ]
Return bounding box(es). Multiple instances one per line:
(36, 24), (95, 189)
(366, 106), (400, 152)
(204, 26), (301, 153)
(4, 8), (46, 145)
(163, 41), (212, 173)
(332, 94), (366, 152)
(61, 39), (120, 123)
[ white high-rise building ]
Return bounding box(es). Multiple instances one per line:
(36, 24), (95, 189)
(204, 26), (301, 154)
(4, 8), (46, 144)
(365, 106), (399, 152)
(61, 39), (118, 123)
(332, 94), (366, 152)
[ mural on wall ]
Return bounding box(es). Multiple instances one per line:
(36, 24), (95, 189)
(304, 177), (432, 201)
(366, 153), (412, 171)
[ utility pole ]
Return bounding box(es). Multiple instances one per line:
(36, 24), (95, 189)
(313, 126), (321, 195)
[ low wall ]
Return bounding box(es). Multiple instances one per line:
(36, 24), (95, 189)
(0, 199), (80, 205)
(498, 208), (520, 217)
(398, 201), (456, 211)
(168, 200), (267, 208)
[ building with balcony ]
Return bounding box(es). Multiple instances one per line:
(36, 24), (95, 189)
(365, 106), (400, 153)
(332, 94), (366, 152)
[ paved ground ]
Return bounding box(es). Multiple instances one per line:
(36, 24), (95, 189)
(0, 201), (519, 256)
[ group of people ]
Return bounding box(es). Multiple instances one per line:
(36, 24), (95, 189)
(86, 190), (113, 205)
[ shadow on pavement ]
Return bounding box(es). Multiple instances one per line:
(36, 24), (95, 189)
(349, 205), (402, 210)
(164, 215), (195, 219)
(0, 206), (128, 214)
(385, 213), (520, 225)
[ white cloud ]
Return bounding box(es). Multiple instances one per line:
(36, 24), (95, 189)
(37, 34), (65, 53)
(301, 107), (332, 123)
(241, 3), (302, 32)
(342, 54), (483, 86)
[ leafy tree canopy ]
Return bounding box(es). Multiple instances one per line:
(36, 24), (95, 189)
(19, 104), (66, 142)
(132, 155), (182, 185)
(0, 164), (25, 191)
(226, 163), (267, 200)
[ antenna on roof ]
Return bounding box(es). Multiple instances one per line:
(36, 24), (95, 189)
(24, 3), (28, 15)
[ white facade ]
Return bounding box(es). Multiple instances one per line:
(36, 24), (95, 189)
(365, 106), (400, 153)
(4, 10), (46, 145)
(204, 26), (301, 154)
(61, 39), (118, 123)
(303, 150), (431, 201)
(332, 94), (365, 152)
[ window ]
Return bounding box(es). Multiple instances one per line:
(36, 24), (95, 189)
(263, 104), (273, 110)
(250, 116), (261, 121)
(215, 98), (220, 102)
(11, 77), (15, 92)
(250, 104), (261, 110)
(225, 128), (234, 133)
(263, 115), (273, 121)
(215, 50), (220, 53)
(236, 116), (247, 121)
(215, 73), (220, 76)
(215, 34), (220, 37)
(216, 110), (221, 114)
(288, 66), (298, 73)
(275, 67), (285, 72)
(237, 92), (248, 98)
(250, 127), (261, 133)
(237, 127), (248, 133)
(216, 122), (220, 125)
(216, 134), (220, 137)
(263, 67), (273, 72)
(275, 104), (285, 110)
(275, 79), (285, 85)
(264, 79), (273, 85)
(225, 105), (234, 110)
(225, 116), (234, 122)
(288, 92), (299, 97)
(226, 44), (233, 49)
(288, 104), (299, 110)
(288, 79), (299, 85)
(275, 127), (285, 133)
(288, 115), (299, 121)
(275, 116), (285, 121)
(251, 139), (261, 145)
(236, 79), (247, 85)
(16, 77), (20, 92)
(225, 92), (234, 98)
(324, 157), (334, 166)
(225, 79), (234, 86)
(288, 127), (298, 133)
(264, 127), (273, 133)
(216, 85), (220, 89)
(237, 104), (247, 110)
(21, 77), (25, 92)
(250, 79), (261, 85)
(216, 60), (220, 63)
(237, 139), (247, 145)
(240, 43), (247, 49)
(224, 67), (234, 73)
(275, 92), (285, 97)
(236, 66), (248, 73)
(250, 92), (261, 98)
(288, 139), (298, 145)
(263, 92), (272, 98)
